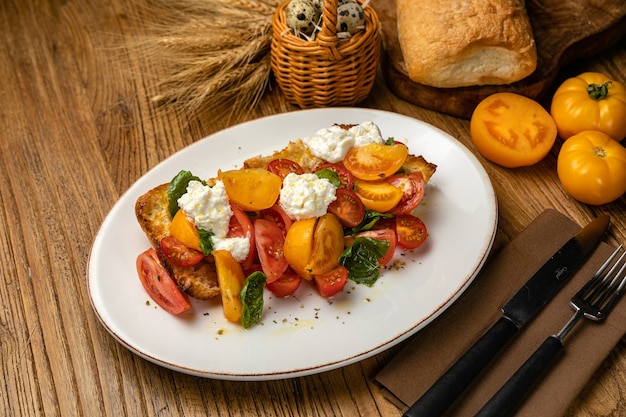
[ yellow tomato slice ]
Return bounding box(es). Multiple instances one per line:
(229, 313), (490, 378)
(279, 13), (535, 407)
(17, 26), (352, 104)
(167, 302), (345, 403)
(354, 180), (403, 212)
(169, 209), (201, 252)
(218, 168), (281, 211)
(283, 218), (316, 280)
(306, 213), (344, 275)
(212, 250), (245, 323)
(470, 92), (557, 168)
(343, 143), (408, 180)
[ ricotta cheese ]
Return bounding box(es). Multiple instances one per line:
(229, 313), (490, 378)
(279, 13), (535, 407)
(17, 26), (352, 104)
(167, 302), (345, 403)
(301, 121), (385, 162)
(177, 180), (250, 262)
(279, 173), (337, 220)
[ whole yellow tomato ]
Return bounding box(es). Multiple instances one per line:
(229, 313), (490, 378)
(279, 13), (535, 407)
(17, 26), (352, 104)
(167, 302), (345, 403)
(470, 92), (557, 168)
(557, 130), (626, 205)
(551, 72), (626, 141)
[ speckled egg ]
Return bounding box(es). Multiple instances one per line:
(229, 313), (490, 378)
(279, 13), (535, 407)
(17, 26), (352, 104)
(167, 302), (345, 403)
(336, 2), (364, 35)
(285, 0), (321, 37)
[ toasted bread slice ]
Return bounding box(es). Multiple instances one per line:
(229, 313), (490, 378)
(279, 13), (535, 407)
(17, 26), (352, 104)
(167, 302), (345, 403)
(135, 183), (220, 300)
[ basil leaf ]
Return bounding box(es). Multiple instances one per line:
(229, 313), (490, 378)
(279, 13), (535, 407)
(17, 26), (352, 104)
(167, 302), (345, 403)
(339, 237), (390, 287)
(197, 229), (214, 256)
(240, 271), (266, 329)
(315, 168), (341, 188)
(348, 211), (394, 234)
(167, 170), (205, 218)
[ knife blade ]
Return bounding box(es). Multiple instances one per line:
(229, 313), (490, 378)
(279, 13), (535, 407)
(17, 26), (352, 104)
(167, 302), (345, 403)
(403, 214), (610, 417)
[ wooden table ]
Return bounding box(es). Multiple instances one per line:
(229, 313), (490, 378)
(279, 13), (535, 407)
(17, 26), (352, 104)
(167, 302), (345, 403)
(2, 0), (625, 416)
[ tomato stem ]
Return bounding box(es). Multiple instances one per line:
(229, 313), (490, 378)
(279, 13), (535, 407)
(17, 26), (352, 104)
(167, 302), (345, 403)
(593, 146), (607, 158)
(587, 81), (612, 100)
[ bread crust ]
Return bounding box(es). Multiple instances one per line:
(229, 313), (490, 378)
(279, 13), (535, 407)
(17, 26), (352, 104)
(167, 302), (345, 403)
(135, 183), (220, 300)
(397, 0), (537, 87)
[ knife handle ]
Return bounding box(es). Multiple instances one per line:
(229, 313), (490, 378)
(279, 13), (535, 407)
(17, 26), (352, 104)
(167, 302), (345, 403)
(403, 317), (519, 417)
(474, 336), (564, 417)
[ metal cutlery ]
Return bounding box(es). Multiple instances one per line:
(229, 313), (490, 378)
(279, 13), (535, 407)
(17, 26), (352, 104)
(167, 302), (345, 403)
(475, 244), (626, 417)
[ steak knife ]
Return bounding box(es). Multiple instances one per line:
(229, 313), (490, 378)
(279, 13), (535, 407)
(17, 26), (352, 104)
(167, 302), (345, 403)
(403, 214), (610, 417)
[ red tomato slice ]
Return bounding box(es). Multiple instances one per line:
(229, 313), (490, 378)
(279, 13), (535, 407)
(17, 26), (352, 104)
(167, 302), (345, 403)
(395, 214), (428, 249)
(159, 236), (204, 267)
(384, 172), (425, 215)
(327, 188), (365, 227)
(228, 205), (256, 270)
(266, 271), (302, 297)
(254, 218), (289, 283)
(136, 248), (192, 315)
(267, 159), (304, 180)
(355, 228), (397, 265)
(315, 163), (355, 189)
(314, 265), (348, 298)
(259, 204), (293, 236)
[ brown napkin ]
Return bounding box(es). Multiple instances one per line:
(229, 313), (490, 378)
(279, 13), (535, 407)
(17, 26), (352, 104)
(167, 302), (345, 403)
(375, 209), (626, 416)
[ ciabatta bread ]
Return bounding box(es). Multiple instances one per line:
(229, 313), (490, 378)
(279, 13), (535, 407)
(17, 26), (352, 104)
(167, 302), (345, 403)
(396, 0), (537, 88)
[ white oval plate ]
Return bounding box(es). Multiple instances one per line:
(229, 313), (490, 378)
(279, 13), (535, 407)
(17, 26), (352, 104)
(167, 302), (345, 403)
(88, 108), (497, 380)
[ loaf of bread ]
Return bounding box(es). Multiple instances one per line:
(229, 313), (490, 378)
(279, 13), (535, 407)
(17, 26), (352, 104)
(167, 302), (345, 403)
(396, 0), (537, 88)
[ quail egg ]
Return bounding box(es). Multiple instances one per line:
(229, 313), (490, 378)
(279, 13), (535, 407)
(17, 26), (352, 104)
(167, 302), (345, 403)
(336, 2), (364, 36)
(285, 0), (321, 37)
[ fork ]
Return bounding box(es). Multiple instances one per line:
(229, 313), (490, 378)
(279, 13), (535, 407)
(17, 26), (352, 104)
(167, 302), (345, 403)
(474, 244), (626, 417)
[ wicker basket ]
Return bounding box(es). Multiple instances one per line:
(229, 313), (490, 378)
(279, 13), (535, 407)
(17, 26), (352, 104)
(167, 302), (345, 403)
(270, 0), (381, 108)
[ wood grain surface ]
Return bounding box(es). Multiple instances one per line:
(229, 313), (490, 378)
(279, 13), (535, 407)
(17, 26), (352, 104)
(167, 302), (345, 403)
(1, 0), (625, 416)
(379, 0), (626, 118)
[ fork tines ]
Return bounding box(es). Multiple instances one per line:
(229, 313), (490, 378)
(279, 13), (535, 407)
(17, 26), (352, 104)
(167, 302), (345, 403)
(571, 244), (626, 321)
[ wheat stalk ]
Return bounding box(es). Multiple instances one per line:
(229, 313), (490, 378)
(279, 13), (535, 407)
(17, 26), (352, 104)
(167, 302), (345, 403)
(131, 0), (282, 121)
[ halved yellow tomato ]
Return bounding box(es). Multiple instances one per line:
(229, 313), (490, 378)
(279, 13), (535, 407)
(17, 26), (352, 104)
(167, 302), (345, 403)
(218, 168), (281, 211)
(169, 209), (201, 252)
(212, 250), (245, 323)
(306, 213), (344, 275)
(283, 217), (316, 280)
(343, 142), (408, 180)
(354, 180), (403, 212)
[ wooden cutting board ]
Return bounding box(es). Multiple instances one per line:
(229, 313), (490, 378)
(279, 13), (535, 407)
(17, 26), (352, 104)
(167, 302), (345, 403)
(377, 0), (626, 119)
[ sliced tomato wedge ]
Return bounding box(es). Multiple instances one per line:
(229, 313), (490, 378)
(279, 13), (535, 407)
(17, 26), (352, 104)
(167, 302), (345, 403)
(266, 270), (302, 297)
(342, 142), (408, 181)
(354, 180), (403, 212)
(395, 214), (428, 249)
(136, 248), (192, 315)
(314, 265), (348, 298)
(384, 172), (425, 215)
(159, 236), (204, 267)
(267, 158), (304, 180)
(327, 188), (365, 227)
(254, 218), (289, 283)
(315, 163), (355, 189)
(354, 228), (397, 266)
(259, 204), (293, 236)
(227, 205), (256, 270)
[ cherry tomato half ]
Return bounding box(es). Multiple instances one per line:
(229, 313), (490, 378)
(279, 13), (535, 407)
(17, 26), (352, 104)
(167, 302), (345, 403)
(327, 188), (365, 227)
(266, 271), (302, 297)
(159, 236), (204, 267)
(315, 163), (355, 189)
(395, 214), (428, 249)
(384, 172), (425, 215)
(343, 142), (409, 180)
(254, 218), (289, 283)
(354, 180), (403, 212)
(136, 248), (191, 315)
(267, 159), (304, 180)
(259, 204), (293, 236)
(314, 265), (348, 298)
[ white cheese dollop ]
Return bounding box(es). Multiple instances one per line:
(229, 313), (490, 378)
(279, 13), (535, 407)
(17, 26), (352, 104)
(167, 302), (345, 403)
(177, 180), (250, 262)
(301, 121), (385, 162)
(279, 173), (337, 220)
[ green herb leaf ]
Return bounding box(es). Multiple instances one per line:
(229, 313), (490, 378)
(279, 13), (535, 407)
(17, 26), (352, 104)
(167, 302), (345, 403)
(315, 168), (341, 188)
(240, 271), (267, 329)
(197, 229), (214, 256)
(167, 170), (206, 218)
(347, 210), (394, 234)
(339, 237), (390, 287)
